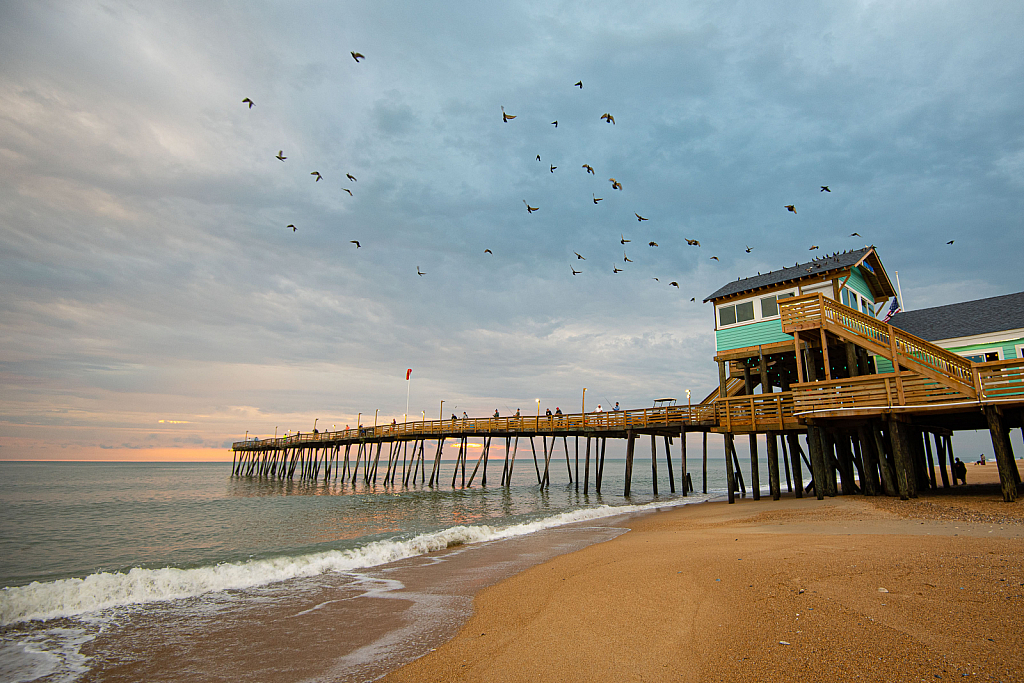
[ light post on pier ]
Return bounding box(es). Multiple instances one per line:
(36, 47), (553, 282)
(686, 389), (691, 419)
(536, 398), (540, 431)
(582, 388), (587, 428)
(374, 410), (378, 435)
(439, 400), (444, 420)
(245, 430), (248, 442)
(313, 418), (318, 432)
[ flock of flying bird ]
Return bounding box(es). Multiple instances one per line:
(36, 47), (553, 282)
(242, 51), (959, 289)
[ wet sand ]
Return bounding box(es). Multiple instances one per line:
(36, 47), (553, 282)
(384, 465), (1024, 682)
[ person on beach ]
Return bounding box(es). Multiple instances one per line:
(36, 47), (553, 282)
(954, 457), (967, 485)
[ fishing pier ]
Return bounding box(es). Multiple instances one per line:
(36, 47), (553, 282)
(234, 247), (1024, 503)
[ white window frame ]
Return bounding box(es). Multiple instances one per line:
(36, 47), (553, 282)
(1015, 344), (1024, 359)
(716, 289), (797, 329)
(957, 347), (1004, 363)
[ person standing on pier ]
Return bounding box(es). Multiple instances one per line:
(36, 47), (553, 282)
(494, 409), (499, 418)
(612, 402), (621, 411)
(463, 412), (468, 420)
(555, 407), (562, 415)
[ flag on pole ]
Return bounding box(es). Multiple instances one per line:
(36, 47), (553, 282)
(882, 297), (901, 322)
(406, 368), (412, 380)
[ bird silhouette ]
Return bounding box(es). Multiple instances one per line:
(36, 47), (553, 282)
(623, 252), (632, 263)
(571, 266), (581, 276)
(575, 81), (583, 88)
(593, 194), (603, 204)
(947, 240), (955, 245)
(311, 171), (322, 182)
(484, 249), (493, 254)
(601, 113), (615, 124)
(635, 213), (648, 221)
(653, 277), (659, 281)
(613, 266), (623, 273)
(287, 224), (296, 232)
(523, 200), (539, 213)
(745, 246), (753, 253)
(582, 164), (595, 174)
(809, 245), (819, 250)
(350, 240), (361, 248)
(850, 232), (861, 237)
(501, 106), (515, 122)
(710, 256), (719, 261)
(242, 98), (254, 108)
(342, 188), (353, 196)
(690, 297), (695, 301)
(347, 174), (357, 182)
(649, 242), (658, 247)
(609, 178), (622, 190)
(670, 282), (679, 288)
(551, 121), (558, 128)
(417, 267), (425, 276)
(550, 165), (557, 173)
(785, 205), (797, 213)
(351, 52), (365, 62)
(276, 150), (286, 161)
(621, 234), (630, 244)
(685, 238), (700, 247)
(820, 186), (830, 192)
(574, 252), (585, 260)
(537, 155), (542, 161)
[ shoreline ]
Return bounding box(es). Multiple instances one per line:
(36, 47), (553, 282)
(383, 466), (1024, 682)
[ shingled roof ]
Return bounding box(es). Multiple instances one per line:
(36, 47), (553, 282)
(889, 291), (1024, 342)
(704, 246), (891, 302)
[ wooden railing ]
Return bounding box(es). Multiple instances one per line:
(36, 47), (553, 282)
(233, 403), (720, 450)
(780, 293), (975, 391)
(976, 358), (1024, 401)
(791, 372), (972, 414)
(714, 392), (795, 431)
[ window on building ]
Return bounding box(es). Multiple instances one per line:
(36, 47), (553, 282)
(719, 300), (755, 327)
(759, 292), (794, 318)
(961, 349), (1002, 363)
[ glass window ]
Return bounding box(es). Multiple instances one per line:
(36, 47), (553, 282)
(840, 289), (850, 306)
(736, 301), (754, 323)
(760, 296), (779, 318)
(719, 305), (736, 326)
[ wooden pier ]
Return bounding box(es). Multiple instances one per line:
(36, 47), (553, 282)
(234, 280), (1024, 504)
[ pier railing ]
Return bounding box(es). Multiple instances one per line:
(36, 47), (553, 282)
(233, 403), (720, 450)
(713, 392), (796, 432)
(780, 293), (976, 394)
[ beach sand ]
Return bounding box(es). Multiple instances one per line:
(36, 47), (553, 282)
(384, 464), (1024, 682)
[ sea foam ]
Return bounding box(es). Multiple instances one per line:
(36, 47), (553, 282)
(1, 498), (698, 626)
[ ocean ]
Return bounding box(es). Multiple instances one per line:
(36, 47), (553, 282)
(0, 450), (738, 682)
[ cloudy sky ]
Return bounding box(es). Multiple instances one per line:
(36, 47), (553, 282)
(2, 1), (1022, 460)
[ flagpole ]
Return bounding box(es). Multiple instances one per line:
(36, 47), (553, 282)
(894, 270), (904, 311)
(406, 376), (411, 424)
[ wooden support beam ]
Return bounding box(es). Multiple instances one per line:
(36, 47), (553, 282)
(583, 437), (591, 494)
(820, 328), (832, 380)
(834, 432), (858, 495)
(845, 342), (859, 378)
(564, 436), (572, 484)
(871, 421), (898, 497)
(596, 438), (607, 493)
(935, 432), (950, 489)
(857, 425), (880, 496)
(923, 431), (937, 490)
(793, 331), (804, 383)
(678, 430), (686, 495)
(665, 434), (676, 494)
(530, 437), (542, 486)
(724, 432), (736, 504)
(574, 436), (579, 491)
(624, 430), (636, 497)
(820, 429), (838, 497)
(749, 433), (761, 500)
(650, 435), (659, 496)
(702, 431), (708, 495)
(806, 425), (827, 500)
(887, 418), (914, 500)
(766, 432), (780, 501)
(508, 436), (519, 483)
(781, 435), (794, 493)
(985, 406), (1019, 502)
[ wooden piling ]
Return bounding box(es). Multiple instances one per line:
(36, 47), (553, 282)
(596, 437), (607, 493)
(624, 430), (636, 497)
(985, 406), (1019, 502)
(677, 430), (685, 496)
(856, 425), (880, 495)
(650, 434), (658, 496)
(563, 436), (572, 484)
(766, 432), (780, 501)
(702, 431), (708, 494)
(923, 431), (937, 490)
(806, 425), (827, 500)
(887, 418), (914, 500)
(935, 432), (950, 489)
(834, 432), (857, 495)
(748, 433), (761, 500)
(530, 437), (542, 486)
(583, 437), (591, 494)
(664, 434), (676, 494)
(724, 432), (736, 504)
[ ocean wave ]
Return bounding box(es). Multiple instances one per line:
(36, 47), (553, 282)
(0, 497), (699, 626)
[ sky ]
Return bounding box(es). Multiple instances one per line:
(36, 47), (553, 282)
(2, 1), (1023, 461)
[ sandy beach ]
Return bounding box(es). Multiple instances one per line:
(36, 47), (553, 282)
(384, 465), (1024, 682)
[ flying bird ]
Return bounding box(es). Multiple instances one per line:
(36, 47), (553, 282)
(653, 277), (659, 281)
(501, 106), (515, 122)
(593, 194), (603, 204)
(350, 240), (361, 248)
(342, 188), (353, 196)
(809, 245), (819, 250)
(550, 165), (557, 173)
(947, 240), (955, 245)
(600, 113), (615, 124)
(690, 297), (695, 301)
(571, 266), (581, 276)
(785, 205), (797, 213)
(574, 251), (585, 260)
(311, 171), (322, 182)
(820, 186), (830, 192)
(484, 249), (493, 254)
(575, 81), (583, 88)
(648, 242), (658, 247)
(685, 238), (700, 247)
(635, 213), (648, 221)
(523, 200), (539, 213)
(582, 164), (595, 174)
(275, 150), (286, 161)
(417, 267), (425, 276)
(850, 232), (861, 237)
(551, 120), (558, 128)
(745, 246), (753, 253)
(347, 174), (357, 182)
(287, 224), (296, 232)
(609, 178), (622, 190)
(242, 98), (254, 108)
(710, 256), (719, 261)
(613, 266), (623, 273)
(537, 155), (542, 161)
(620, 234), (630, 244)
(670, 282), (679, 288)
(351, 52), (365, 62)
(623, 252), (633, 263)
